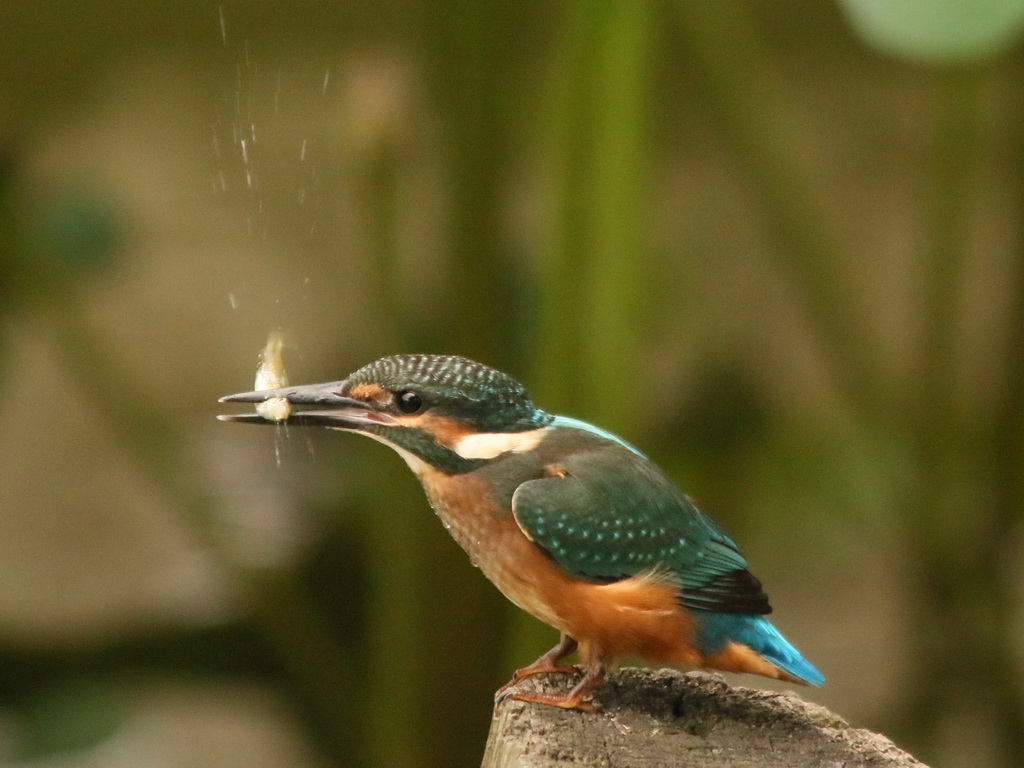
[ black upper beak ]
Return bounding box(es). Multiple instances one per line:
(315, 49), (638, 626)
(218, 380), (394, 428)
(219, 380), (356, 407)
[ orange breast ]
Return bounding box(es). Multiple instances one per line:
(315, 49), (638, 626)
(417, 469), (702, 668)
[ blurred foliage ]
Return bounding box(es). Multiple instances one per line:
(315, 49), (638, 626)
(839, 0), (1024, 62)
(2, 1), (1024, 768)
(15, 677), (123, 760)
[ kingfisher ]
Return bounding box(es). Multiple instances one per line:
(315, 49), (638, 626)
(219, 354), (823, 712)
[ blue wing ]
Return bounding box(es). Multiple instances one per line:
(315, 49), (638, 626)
(511, 441), (771, 615)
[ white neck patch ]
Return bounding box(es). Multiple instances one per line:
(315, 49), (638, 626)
(451, 427), (548, 460)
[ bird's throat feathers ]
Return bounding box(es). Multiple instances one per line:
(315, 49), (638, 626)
(347, 410), (550, 475)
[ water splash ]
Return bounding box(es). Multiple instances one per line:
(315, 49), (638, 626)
(212, 11), (328, 348)
(273, 425), (287, 469)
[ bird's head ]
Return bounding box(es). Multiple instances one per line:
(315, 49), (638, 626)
(219, 354), (554, 474)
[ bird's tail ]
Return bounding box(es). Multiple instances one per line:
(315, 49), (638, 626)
(696, 613), (825, 686)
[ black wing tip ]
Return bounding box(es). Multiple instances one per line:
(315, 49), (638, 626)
(683, 569), (773, 615)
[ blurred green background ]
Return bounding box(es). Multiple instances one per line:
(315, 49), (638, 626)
(2, 1), (1024, 767)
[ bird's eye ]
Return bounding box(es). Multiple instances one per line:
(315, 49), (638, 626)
(396, 390), (424, 414)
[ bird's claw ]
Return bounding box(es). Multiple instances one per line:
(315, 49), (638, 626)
(495, 664), (603, 715)
(494, 664), (582, 701)
(502, 689), (601, 714)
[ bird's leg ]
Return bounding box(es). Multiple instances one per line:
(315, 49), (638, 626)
(505, 657), (607, 714)
(494, 634), (580, 700)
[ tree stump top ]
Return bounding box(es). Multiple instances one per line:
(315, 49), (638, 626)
(483, 668), (926, 768)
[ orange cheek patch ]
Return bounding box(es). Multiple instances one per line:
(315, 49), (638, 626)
(347, 382), (388, 404)
(413, 413), (473, 445)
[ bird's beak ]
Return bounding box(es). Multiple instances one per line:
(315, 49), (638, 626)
(217, 380), (398, 428)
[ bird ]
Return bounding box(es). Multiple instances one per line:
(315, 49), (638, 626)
(219, 353), (824, 712)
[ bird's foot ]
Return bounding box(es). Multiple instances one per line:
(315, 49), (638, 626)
(505, 689), (601, 714)
(494, 635), (581, 700)
(497, 656), (606, 715)
(494, 662), (581, 701)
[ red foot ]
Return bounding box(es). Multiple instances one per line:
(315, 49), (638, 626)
(494, 635), (580, 700)
(499, 652), (607, 715)
(507, 689), (600, 714)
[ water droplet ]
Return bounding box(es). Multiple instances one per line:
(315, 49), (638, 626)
(322, 68), (331, 94)
(228, 293), (239, 309)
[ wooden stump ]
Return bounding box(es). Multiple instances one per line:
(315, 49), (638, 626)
(483, 668), (926, 767)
